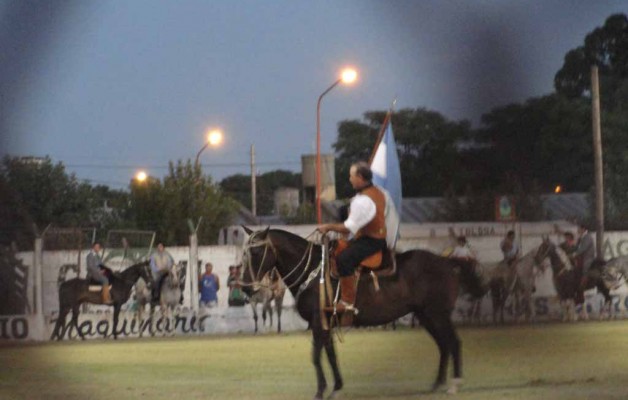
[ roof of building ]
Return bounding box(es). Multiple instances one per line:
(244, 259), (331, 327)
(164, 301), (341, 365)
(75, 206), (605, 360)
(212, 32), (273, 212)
(323, 192), (590, 223)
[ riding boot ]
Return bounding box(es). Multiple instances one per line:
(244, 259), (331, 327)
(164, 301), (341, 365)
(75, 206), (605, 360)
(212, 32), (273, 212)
(101, 285), (113, 305)
(335, 275), (357, 313)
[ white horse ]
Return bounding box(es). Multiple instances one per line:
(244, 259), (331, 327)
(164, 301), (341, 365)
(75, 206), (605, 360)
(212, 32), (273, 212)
(506, 244), (551, 323)
(133, 262), (183, 336)
(248, 269), (286, 333)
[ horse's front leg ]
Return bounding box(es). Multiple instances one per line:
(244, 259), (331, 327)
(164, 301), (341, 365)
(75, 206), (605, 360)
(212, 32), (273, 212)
(71, 305), (85, 340)
(322, 328), (343, 397)
(112, 304), (121, 340)
(251, 304), (259, 334)
(311, 324), (328, 400)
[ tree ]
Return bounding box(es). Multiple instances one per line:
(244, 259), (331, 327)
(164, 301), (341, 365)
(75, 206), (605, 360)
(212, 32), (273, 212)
(555, 13), (628, 98)
(554, 13), (628, 228)
(151, 160), (237, 244)
(333, 108), (472, 199)
(474, 94), (593, 194)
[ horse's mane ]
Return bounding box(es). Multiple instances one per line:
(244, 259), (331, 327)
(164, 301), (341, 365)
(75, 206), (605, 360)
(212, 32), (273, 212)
(103, 260), (149, 282)
(553, 245), (573, 270)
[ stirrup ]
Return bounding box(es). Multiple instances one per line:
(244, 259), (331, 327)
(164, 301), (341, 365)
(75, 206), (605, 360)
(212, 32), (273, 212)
(334, 300), (358, 314)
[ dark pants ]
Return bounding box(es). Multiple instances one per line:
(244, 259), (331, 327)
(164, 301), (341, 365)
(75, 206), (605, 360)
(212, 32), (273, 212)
(337, 236), (387, 277)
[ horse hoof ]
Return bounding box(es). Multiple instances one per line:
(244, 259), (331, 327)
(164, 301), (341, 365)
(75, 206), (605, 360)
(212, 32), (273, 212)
(327, 389), (341, 400)
(431, 382), (445, 392)
(447, 378), (463, 395)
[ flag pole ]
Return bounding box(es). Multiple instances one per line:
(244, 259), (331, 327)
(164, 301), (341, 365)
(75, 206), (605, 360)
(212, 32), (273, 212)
(368, 98), (397, 165)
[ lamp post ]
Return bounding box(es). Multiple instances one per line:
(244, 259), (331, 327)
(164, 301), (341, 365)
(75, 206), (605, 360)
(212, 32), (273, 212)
(195, 128), (224, 168)
(316, 67), (358, 223)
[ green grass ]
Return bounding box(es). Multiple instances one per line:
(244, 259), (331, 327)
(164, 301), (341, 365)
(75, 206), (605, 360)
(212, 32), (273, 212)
(2, 321), (628, 400)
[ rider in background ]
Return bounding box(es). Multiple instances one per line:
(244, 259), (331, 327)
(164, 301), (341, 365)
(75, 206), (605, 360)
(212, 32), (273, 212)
(318, 161), (387, 313)
(500, 230), (520, 266)
(86, 241), (112, 304)
(450, 236), (476, 261)
(559, 231), (578, 259)
(150, 242), (175, 302)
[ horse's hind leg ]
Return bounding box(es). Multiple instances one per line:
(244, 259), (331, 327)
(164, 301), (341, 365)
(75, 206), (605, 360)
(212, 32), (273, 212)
(251, 304), (259, 334)
(71, 305), (85, 340)
(416, 310), (449, 391)
(266, 301), (273, 328)
(51, 307), (69, 340)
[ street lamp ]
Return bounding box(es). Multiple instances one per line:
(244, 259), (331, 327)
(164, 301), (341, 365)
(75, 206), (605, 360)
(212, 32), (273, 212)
(135, 170), (148, 183)
(195, 128), (224, 167)
(316, 67), (358, 223)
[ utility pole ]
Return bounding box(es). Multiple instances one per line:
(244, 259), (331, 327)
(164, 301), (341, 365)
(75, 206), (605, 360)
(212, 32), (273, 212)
(250, 144), (257, 218)
(591, 65), (604, 258)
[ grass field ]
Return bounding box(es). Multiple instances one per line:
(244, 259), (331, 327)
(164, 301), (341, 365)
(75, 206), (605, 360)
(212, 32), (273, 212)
(2, 321), (628, 400)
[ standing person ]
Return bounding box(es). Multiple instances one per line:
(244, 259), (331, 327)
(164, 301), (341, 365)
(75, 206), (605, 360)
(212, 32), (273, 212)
(227, 265), (246, 306)
(199, 262), (220, 307)
(450, 236), (475, 261)
(318, 161), (387, 314)
(86, 242), (112, 304)
(150, 242), (175, 303)
(500, 230), (520, 266)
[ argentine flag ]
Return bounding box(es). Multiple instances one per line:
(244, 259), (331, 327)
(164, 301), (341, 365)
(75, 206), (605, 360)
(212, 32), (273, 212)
(370, 120), (402, 249)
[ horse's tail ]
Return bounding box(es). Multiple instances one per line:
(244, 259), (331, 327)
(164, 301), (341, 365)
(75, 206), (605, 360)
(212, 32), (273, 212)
(450, 258), (488, 299)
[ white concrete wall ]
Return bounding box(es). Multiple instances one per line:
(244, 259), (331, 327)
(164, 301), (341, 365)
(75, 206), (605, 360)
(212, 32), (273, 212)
(6, 222), (628, 341)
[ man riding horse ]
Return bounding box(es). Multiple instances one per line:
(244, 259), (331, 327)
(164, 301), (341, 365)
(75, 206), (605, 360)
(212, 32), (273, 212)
(318, 161), (387, 323)
(86, 241), (112, 304)
(150, 242), (175, 303)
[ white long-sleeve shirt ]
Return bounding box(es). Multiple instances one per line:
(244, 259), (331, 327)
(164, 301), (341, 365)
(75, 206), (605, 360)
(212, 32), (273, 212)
(343, 194), (376, 235)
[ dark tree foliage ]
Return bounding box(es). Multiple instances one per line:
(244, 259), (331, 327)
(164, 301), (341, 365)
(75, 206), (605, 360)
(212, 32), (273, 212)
(131, 160), (238, 245)
(0, 156), (131, 248)
(555, 14), (628, 98)
(333, 108), (472, 199)
(474, 94), (593, 194)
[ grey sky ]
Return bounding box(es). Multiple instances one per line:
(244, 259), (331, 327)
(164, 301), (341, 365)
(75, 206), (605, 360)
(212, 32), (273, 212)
(2, 1), (625, 188)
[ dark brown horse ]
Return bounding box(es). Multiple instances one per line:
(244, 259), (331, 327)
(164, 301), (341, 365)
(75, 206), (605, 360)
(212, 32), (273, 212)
(536, 237), (611, 321)
(50, 260), (153, 340)
(241, 227), (486, 399)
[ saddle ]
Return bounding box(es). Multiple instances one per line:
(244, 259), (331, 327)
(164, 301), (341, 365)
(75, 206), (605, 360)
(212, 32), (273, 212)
(330, 239), (396, 289)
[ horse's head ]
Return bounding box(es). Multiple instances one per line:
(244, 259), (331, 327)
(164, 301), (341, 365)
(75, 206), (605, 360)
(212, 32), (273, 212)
(534, 235), (554, 266)
(165, 263), (181, 288)
(138, 260), (154, 287)
(241, 226), (278, 289)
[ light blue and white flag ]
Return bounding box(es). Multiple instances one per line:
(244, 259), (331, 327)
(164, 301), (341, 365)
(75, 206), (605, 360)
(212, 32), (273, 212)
(370, 120), (402, 249)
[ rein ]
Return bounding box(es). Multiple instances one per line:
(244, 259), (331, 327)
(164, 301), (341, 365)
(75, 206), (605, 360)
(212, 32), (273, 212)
(243, 230), (318, 290)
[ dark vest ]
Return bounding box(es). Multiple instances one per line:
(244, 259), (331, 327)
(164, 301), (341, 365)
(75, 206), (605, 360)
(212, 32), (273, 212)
(356, 185), (386, 240)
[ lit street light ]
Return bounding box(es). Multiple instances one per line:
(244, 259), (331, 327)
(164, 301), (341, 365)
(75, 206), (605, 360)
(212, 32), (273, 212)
(316, 67), (358, 223)
(195, 128), (224, 168)
(135, 170), (148, 183)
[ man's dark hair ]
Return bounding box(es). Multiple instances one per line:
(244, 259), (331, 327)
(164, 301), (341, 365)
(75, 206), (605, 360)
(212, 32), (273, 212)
(352, 161), (372, 182)
(457, 236), (467, 245)
(564, 232), (575, 240)
(92, 241), (101, 247)
(506, 230), (515, 237)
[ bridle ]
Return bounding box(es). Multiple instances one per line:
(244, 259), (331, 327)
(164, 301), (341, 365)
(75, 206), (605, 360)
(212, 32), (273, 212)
(242, 230), (317, 290)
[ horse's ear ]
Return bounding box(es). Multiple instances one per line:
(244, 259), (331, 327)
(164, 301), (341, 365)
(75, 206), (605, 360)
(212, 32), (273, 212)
(263, 226), (270, 236)
(241, 225), (254, 235)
